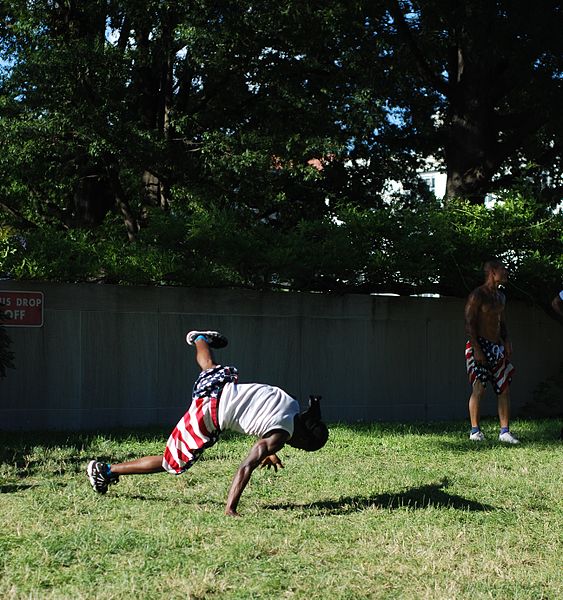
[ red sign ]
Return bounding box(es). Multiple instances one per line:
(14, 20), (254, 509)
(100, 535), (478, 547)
(0, 291), (44, 327)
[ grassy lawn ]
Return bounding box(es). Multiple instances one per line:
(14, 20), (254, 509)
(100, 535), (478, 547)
(1, 420), (561, 600)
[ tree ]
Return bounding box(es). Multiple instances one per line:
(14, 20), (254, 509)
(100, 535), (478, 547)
(0, 1), (403, 282)
(387, 0), (563, 203)
(0, 1), (561, 309)
(0, 1), (392, 236)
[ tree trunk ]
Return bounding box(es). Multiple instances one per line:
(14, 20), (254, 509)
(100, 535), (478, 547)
(444, 113), (495, 203)
(443, 32), (499, 204)
(73, 172), (114, 227)
(107, 166), (139, 241)
(142, 170), (169, 212)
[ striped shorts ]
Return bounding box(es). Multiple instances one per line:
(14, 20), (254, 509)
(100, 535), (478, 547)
(465, 338), (515, 395)
(162, 365), (238, 474)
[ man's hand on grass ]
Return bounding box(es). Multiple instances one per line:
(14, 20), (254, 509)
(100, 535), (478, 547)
(260, 454), (284, 472)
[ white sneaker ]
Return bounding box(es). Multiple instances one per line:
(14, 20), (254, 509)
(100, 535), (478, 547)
(469, 430), (485, 441)
(499, 431), (520, 444)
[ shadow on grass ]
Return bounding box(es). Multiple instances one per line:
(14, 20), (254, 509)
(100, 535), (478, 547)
(266, 479), (494, 515)
(0, 429), (169, 478)
(0, 428), (240, 478)
(0, 483), (36, 493)
(333, 419), (563, 442)
(433, 436), (563, 452)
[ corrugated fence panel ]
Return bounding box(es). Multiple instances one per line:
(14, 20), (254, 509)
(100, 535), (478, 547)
(1, 282), (561, 430)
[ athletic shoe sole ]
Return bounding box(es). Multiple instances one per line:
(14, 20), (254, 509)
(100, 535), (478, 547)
(186, 330), (228, 348)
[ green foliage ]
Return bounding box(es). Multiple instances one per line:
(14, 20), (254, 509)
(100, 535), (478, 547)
(0, 1), (561, 306)
(0, 227), (15, 376)
(2, 192), (561, 310)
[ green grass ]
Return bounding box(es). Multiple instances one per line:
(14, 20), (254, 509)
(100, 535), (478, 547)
(1, 420), (562, 600)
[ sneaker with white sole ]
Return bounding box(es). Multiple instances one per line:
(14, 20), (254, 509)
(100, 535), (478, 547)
(87, 460), (119, 494)
(499, 431), (520, 444)
(469, 430), (485, 441)
(186, 330), (228, 348)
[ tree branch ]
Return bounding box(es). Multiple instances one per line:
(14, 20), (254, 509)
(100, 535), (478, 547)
(388, 0), (449, 97)
(106, 166), (139, 241)
(0, 202), (38, 229)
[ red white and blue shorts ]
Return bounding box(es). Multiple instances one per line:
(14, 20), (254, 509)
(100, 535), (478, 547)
(465, 337), (515, 395)
(162, 365), (238, 474)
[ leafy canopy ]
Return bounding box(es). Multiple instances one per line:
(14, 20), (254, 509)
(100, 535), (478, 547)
(0, 1), (561, 313)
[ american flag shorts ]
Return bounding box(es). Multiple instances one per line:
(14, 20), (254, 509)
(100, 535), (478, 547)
(162, 365), (238, 474)
(465, 338), (515, 395)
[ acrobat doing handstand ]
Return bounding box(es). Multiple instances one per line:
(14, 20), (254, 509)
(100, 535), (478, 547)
(87, 330), (328, 516)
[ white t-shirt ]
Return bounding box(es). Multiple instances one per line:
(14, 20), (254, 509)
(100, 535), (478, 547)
(218, 382), (298, 437)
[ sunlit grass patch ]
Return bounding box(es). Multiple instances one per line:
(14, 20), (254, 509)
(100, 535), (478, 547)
(1, 419), (561, 599)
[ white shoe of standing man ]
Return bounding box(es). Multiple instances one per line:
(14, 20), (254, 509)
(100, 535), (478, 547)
(499, 431), (520, 444)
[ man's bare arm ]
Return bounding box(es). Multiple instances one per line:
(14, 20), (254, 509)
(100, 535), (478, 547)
(499, 314), (509, 343)
(500, 313), (512, 359)
(225, 430), (290, 517)
(464, 291), (486, 362)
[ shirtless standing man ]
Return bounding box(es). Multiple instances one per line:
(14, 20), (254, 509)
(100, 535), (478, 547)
(464, 260), (519, 444)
